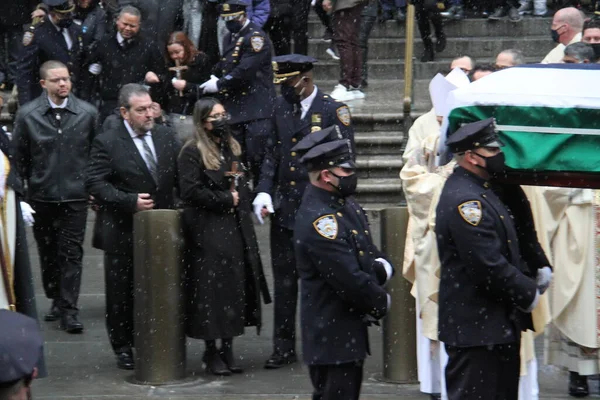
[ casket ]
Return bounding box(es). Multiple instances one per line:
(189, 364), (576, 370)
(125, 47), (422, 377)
(439, 64), (600, 188)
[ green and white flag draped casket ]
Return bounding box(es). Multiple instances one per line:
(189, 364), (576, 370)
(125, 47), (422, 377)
(439, 64), (600, 187)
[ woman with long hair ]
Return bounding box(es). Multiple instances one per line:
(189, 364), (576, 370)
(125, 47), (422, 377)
(178, 97), (271, 376)
(161, 31), (212, 142)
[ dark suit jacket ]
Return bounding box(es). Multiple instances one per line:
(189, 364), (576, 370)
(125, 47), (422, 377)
(86, 121), (181, 255)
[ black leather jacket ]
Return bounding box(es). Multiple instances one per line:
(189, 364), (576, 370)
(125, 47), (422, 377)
(11, 93), (99, 202)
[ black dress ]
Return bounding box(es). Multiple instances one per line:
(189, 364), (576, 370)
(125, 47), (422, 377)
(178, 141), (271, 340)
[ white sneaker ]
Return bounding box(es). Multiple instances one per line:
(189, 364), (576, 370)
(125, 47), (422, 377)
(350, 87), (365, 99)
(330, 84), (355, 101)
(326, 47), (340, 60)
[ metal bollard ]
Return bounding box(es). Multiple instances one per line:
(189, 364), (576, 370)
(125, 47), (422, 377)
(133, 210), (186, 384)
(380, 207), (418, 384)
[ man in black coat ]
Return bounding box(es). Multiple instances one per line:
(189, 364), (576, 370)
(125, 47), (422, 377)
(86, 83), (180, 370)
(293, 127), (393, 400)
(12, 60), (98, 334)
(83, 5), (165, 122)
(17, 0), (86, 105)
(253, 54), (355, 369)
(436, 118), (553, 399)
(200, 0), (276, 185)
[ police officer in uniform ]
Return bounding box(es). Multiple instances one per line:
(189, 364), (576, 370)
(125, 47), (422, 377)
(199, 0), (276, 185)
(17, 0), (84, 105)
(252, 54), (355, 369)
(292, 126), (394, 400)
(436, 118), (553, 399)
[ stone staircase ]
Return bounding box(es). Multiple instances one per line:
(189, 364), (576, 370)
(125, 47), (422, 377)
(305, 15), (556, 206)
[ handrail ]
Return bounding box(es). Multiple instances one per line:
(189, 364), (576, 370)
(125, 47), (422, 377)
(402, 4), (416, 131)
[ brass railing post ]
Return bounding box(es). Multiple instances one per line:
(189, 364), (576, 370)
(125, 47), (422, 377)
(403, 4), (416, 132)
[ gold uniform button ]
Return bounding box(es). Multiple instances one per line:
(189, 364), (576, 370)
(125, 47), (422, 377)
(500, 215), (504, 219)
(482, 194), (487, 198)
(292, 138), (297, 143)
(365, 230), (369, 235)
(290, 181), (296, 186)
(291, 152), (296, 157)
(351, 230), (358, 235)
(290, 167), (295, 172)
(507, 240), (512, 243)
(337, 212), (342, 217)
(359, 251), (365, 256)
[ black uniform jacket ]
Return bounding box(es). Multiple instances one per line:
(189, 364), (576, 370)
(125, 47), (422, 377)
(11, 93), (98, 202)
(86, 122), (180, 255)
(17, 19), (84, 105)
(294, 185), (392, 365)
(213, 21), (275, 124)
(436, 167), (548, 347)
(256, 90), (355, 230)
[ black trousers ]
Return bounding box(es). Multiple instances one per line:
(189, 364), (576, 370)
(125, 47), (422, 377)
(415, 1), (444, 45)
(0, 24), (23, 87)
(31, 201), (87, 316)
(445, 342), (520, 400)
(309, 360), (364, 400)
(359, 2), (378, 82)
(265, 1), (310, 55)
(270, 223), (298, 354)
(313, 0), (333, 36)
(230, 118), (273, 188)
(264, 14), (294, 56)
(104, 252), (135, 354)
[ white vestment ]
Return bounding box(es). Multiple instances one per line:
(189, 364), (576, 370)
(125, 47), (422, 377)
(541, 33), (582, 64)
(0, 152), (17, 310)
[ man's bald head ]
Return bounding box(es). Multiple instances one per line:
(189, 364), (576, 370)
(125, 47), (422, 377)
(552, 7), (584, 45)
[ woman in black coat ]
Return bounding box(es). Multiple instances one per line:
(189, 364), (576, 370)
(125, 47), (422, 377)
(178, 97), (271, 376)
(161, 31), (212, 142)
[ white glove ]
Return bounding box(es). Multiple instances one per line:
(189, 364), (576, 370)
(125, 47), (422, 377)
(311, 0), (316, 5)
(252, 192), (274, 224)
(536, 266), (553, 294)
(88, 63), (102, 75)
(200, 74), (219, 94)
(20, 202), (35, 227)
(375, 257), (393, 284)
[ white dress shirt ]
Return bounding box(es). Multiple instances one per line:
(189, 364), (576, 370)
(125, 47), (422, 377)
(300, 85), (319, 120)
(124, 120), (157, 170)
(48, 97), (68, 109)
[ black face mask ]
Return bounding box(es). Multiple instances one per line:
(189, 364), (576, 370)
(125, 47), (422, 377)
(57, 17), (74, 29)
(473, 151), (506, 178)
(225, 20), (244, 34)
(209, 118), (229, 138)
(550, 28), (561, 43)
(591, 43), (600, 61)
(281, 84), (301, 105)
(328, 171), (358, 197)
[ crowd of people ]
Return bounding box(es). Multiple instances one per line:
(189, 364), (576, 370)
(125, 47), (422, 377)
(0, 0), (600, 399)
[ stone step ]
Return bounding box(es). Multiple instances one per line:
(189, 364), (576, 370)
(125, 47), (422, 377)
(307, 17), (552, 39)
(355, 132), (406, 155)
(356, 155), (403, 179)
(314, 56), (544, 81)
(355, 178), (403, 205)
(308, 36), (554, 61)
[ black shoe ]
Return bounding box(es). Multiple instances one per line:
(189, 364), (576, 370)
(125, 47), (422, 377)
(220, 349), (243, 374)
(430, 394), (442, 400)
(420, 45), (435, 62)
(508, 6), (522, 22)
(264, 350), (298, 369)
(569, 371), (589, 397)
(60, 314), (84, 334)
(396, 9), (406, 22)
(203, 350), (231, 376)
(361, 79), (368, 88)
(488, 6), (507, 20)
(44, 304), (61, 322)
(322, 30), (333, 42)
(435, 34), (446, 53)
(116, 352), (135, 370)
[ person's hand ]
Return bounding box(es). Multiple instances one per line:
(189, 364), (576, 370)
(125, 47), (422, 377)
(172, 79), (187, 91)
(322, 0), (332, 12)
(88, 63), (102, 75)
(252, 192), (274, 224)
(536, 266), (553, 294)
(31, 8), (46, 19)
(145, 71), (160, 83)
(200, 75), (219, 94)
(231, 190), (240, 207)
(150, 102), (162, 119)
(136, 193), (154, 211)
(88, 195), (100, 212)
(20, 202), (35, 226)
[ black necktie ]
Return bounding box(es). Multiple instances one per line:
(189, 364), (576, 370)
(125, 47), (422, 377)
(137, 133), (158, 183)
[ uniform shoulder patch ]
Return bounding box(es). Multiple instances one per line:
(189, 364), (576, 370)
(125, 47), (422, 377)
(250, 35), (264, 52)
(313, 214), (338, 240)
(458, 200), (482, 226)
(336, 105), (351, 127)
(22, 31), (34, 46)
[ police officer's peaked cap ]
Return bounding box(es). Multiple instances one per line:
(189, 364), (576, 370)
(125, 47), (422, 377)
(445, 117), (505, 154)
(219, 0), (247, 18)
(0, 310), (43, 384)
(43, 0), (75, 13)
(292, 125), (355, 171)
(272, 54), (317, 84)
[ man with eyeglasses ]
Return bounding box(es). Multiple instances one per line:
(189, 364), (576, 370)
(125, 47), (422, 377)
(12, 60), (98, 334)
(86, 83), (180, 370)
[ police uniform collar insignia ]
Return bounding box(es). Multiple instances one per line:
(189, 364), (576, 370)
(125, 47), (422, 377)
(223, 4), (230, 11)
(311, 113), (322, 132)
(313, 214), (338, 239)
(336, 106), (351, 127)
(251, 35), (264, 52)
(458, 200), (482, 226)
